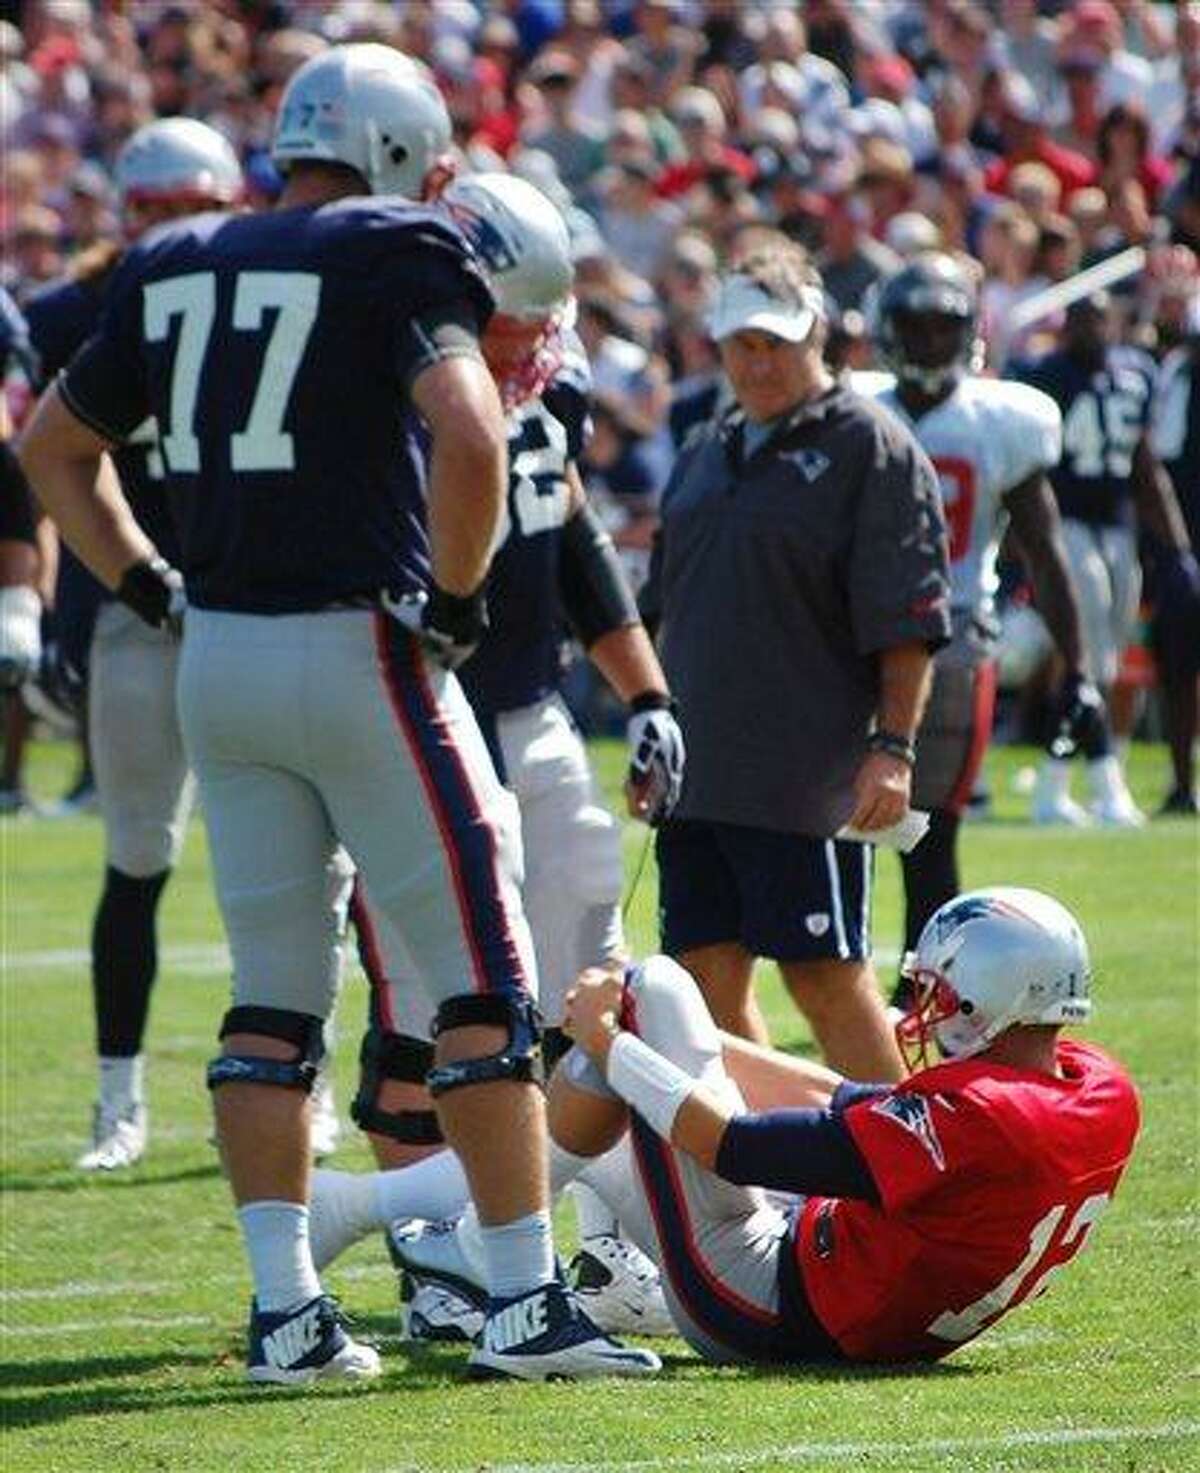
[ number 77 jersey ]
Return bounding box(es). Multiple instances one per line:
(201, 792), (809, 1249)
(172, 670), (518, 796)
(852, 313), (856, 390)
(58, 198), (493, 614)
(790, 1039), (1140, 1362)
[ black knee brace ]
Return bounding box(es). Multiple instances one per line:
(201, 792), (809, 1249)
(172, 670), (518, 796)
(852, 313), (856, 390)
(542, 1025), (573, 1074)
(206, 1006), (325, 1094)
(350, 1027), (443, 1144)
(426, 992), (543, 1098)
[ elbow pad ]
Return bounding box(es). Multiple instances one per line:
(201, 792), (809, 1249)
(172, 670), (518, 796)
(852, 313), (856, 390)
(559, 501), (639, 648)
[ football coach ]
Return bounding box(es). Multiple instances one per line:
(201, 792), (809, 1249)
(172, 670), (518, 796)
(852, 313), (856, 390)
(641, 239), (951, 1081)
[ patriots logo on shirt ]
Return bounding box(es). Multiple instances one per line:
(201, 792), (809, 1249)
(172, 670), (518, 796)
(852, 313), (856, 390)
(871, 1092), (946, 1170)
(783, 448), (831, 483)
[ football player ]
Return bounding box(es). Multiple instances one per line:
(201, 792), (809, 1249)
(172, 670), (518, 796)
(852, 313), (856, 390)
(312, 887), (1140, 1367)
(20, 44), (658, 1384)
(347, 172), (682, 1339)
(22, 118), (244, 1171)
(1148, 292), (1200, 815)
(859, 253), (1095, 982)
(1014, 292), (1195, 825)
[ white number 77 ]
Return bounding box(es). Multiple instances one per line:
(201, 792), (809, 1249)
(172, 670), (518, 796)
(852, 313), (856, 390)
(144, 270), (320, 475)
(927, 1192), (1112, 1342)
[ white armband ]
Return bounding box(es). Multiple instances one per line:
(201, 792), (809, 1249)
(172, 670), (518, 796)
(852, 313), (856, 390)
(605, 1032), (695, 1141)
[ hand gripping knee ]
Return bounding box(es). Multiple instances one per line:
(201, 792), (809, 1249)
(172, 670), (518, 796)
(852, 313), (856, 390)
(205, 1006), (325, 1093)
(426, 993), (544, 1097)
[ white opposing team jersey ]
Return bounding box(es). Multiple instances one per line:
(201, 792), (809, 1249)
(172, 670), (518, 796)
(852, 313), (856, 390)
(853, 372), (1062, 626)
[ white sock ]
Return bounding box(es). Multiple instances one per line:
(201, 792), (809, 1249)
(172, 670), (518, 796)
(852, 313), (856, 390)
(572, 1181), (620, 1240)
(99, 1054), (144, 1113)
(478, 1209), (555, 1299)
(238, 1200), (322, 1312)
(549, 1138), (589, 1196)
(371, 1148), (470, 1227)
(308, 1170), (379, 1271)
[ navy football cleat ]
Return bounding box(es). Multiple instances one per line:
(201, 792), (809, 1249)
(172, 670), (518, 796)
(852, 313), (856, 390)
(469, 1281), (662, 1381)
(245, 1294), (381, 1385)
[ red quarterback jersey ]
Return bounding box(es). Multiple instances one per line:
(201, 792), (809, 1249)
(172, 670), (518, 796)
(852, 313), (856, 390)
(791, 1040), (1140, 1362)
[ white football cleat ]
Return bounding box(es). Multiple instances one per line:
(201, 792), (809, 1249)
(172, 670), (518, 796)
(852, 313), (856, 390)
(469, 1281), (662, 1381)
(404, 1278), (486, 1344)
(309, 1074), (341, 1160)
(569, 1234), (675, 1337)
(1031, 761), (1093, 827)
(76, 1102), (147, 1171)
(246, 1294), (381, 1385)
(1087, 757), (1146, 828)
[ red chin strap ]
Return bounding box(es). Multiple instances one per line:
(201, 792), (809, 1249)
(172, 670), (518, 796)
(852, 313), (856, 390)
(494, 315), (567, 410)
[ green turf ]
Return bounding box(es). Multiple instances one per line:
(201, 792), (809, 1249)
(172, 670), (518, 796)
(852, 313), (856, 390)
(2, 738), (1197, 1472)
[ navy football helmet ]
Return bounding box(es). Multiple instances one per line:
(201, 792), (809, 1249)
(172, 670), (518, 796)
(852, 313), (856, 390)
(868, 252), (983, 396)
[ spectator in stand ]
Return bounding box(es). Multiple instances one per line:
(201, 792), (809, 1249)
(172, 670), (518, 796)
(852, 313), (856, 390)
(819, 176), (902, 316)
(1055, 0), (1154, 114)
(1096, 103), (1174, 214)
(1053, 48), (1108, 160)
(986, 74), (1097, 204)
(596, 158), (684, 284)
(4, 206), (64, 300)
(607, 53), (683, 165)
(624, 0), (698, 111)
(521, 49), (606, 196)
(996, 0), (1063, 102)
(655, 86), (754, 202)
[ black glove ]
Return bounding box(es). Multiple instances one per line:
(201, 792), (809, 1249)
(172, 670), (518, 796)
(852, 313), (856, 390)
(116, 557), (185, 637)
(1048, 670), (1107, 759)
(385, 584), (488, 671)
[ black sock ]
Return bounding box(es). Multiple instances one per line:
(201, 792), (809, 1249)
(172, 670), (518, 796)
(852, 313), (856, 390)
(92, 866), (170, 1056)
(894, 810), (961, 1006)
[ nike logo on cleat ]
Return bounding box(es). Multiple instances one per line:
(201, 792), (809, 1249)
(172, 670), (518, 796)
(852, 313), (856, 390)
(261, 1305), (323, 1369)
(482, 1292), (550, 1353)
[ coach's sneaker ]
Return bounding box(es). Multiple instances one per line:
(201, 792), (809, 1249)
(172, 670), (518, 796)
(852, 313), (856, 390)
(569, 1234), (675, 1337)
(76, 1102), (147, 1171)
(1031, 760), (1093, 827)
(469, 1281), (661, 1381)
(1087, 756), (1146, 828)
(246, 1294), (381, 1385)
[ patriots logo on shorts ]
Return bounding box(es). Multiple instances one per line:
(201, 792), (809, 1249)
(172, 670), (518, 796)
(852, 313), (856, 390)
(871, 1092), (946, 1170)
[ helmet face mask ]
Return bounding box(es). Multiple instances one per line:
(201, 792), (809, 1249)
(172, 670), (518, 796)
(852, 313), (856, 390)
(895, 887), (1093, 1070)
(271, 43), (452, 199)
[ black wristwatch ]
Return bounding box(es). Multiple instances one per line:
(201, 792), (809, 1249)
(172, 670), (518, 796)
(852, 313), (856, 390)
(866, 728), (916, 766)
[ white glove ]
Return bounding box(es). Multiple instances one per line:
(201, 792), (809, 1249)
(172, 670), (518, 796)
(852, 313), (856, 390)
(626, 698), (685, 825)
(0, 585), (41, 689)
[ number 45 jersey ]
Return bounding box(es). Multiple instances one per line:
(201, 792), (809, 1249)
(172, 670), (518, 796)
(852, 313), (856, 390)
(855, 373), (1062, 645)
(790, 1040), (1139, 1362)
(60, 199), (493, 614)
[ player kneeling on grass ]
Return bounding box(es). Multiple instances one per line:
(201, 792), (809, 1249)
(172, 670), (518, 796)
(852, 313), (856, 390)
(325, 888), (1139, 1364)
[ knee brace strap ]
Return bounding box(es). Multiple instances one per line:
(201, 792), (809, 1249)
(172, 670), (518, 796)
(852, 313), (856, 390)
(426, 992), (543, 1098)
(350, 1028), (443, 1143)
(208, 1006), (325, 1093)
(543, 1025), (573, 1074)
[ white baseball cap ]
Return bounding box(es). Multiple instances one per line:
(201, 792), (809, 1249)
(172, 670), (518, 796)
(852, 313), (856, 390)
(707, 273), (825, 343)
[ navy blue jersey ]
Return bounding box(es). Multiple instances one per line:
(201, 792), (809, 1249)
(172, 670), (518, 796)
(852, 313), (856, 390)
(60, 200), (493, 614)
(457, 345), (591, 720)
(1013, 347), (1155, 528)
(26, 270), (182, 567)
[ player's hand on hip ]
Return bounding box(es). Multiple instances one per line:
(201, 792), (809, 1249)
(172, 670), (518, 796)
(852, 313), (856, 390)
(625, 695), (685, 825)
(384, 583), (488, 671)
(847, 751), (911, 832)
(116, 557), (185, 638)
(563, 967), (626, 1065)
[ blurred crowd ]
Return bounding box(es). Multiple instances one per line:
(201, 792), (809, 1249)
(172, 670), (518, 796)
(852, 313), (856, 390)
(3, 0), (1198, 697)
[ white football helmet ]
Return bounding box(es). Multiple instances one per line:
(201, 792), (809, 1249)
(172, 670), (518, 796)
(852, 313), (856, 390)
(443, 172), (574, 406)
(897, 887), (1092, 1068)
(271, 43), (451, 198)
(115, 118), (243, 211)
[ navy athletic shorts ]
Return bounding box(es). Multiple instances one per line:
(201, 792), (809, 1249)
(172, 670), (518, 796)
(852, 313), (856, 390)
(656, 819), (873, 963)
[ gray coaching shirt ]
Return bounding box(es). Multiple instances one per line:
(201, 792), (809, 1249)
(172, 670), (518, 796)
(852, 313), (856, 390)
(643, 382), (951, 838)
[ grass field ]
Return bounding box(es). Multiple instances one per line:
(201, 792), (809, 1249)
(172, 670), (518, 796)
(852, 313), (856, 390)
(2, 736), (1197, 1472)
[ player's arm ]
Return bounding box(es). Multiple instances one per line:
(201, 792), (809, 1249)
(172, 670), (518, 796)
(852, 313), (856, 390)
(17, 383), (156, 588)
(410, 354), (508, 596)
(1131, 437), (1192, 554)
(1004, 470), (1086, 674)
(564, 971), (880, 1198)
